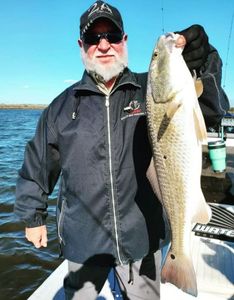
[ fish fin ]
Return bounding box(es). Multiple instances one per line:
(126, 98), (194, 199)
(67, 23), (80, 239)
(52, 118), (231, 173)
(166, 99), (182, 119)
(193, 105), (207, 143)
(192, 192), (212, 224)
(195, 78), (203, 98)
(146, 157), (162, 202)
(161, 250), (198, 297)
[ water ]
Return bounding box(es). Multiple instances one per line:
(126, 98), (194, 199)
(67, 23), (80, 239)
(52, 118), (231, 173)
(0, 110), (62, 300)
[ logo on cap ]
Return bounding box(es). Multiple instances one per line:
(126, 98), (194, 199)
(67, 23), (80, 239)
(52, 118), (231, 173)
(80, 1), (124, 38)
(88, 2), (113, 17)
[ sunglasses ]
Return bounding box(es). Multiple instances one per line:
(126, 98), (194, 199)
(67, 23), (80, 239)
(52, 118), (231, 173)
(82, 32), (123, 45)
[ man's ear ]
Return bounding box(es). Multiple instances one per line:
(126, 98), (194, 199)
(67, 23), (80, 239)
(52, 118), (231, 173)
(123, 34), (128, 41)
(78, 39), (83, 48)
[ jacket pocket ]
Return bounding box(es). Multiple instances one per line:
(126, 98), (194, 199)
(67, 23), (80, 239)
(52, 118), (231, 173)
(58, 198), (67, 245)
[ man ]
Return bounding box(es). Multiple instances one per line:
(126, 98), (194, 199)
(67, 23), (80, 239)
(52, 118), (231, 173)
(14, 1), (230, 299)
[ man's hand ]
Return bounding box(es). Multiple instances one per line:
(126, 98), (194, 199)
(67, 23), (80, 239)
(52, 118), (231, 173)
(25, 225), (48, 248)
(177, 24), (210, 71)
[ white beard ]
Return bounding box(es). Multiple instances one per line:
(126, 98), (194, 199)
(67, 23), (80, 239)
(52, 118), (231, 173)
(81, 44), (128, 82)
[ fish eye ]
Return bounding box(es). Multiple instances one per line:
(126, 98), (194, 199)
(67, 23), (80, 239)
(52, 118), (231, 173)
(153, 51), (158, 58)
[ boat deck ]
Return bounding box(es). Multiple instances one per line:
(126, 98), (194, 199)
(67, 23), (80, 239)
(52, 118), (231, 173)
(28, 233), (234, 300)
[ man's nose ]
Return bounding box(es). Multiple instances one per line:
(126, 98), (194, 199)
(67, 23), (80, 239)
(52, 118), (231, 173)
(97, 38), (110, 50)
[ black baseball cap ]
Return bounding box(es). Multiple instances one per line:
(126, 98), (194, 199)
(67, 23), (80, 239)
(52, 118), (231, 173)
(80, 1), (124, 38)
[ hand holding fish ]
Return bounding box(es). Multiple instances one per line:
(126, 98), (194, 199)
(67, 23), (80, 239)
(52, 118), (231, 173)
(177, 24), (210, 72)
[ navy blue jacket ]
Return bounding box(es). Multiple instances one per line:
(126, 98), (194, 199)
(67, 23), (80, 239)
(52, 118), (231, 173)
(14, 48), (229, 265)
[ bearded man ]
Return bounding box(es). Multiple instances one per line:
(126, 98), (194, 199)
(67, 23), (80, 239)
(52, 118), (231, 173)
(15, 1), (229, 299)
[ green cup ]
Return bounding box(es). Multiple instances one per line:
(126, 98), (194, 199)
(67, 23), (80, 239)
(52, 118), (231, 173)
(208, 140), (226, 172)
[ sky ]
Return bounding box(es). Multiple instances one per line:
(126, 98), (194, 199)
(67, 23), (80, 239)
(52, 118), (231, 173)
(0, 0), (234, 107)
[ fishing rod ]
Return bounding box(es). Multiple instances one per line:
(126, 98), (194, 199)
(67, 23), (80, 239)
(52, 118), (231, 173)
(223, 11), (234, 89)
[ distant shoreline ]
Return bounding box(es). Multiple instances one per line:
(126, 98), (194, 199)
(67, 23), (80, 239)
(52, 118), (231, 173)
(0, 104), (47, 110)
(1, 104), (233, 112)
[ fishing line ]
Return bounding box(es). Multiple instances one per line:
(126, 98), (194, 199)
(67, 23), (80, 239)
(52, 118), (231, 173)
(161, 0), (165, 33)
(223, 11), (234, 88)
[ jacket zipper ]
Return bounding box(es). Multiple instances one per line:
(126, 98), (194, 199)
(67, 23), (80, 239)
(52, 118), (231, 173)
(58, 199), (66, 245)
(105, 95), (123, 265)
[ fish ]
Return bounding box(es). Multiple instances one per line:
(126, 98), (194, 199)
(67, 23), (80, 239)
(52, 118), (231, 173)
(146, 32), (212, 297)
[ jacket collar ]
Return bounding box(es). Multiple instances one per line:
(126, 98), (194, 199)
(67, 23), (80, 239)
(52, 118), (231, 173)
(73, 68), (141, 94)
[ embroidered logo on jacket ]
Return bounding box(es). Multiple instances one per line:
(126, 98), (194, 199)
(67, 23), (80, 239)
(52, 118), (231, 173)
(122, 100), (145, 120)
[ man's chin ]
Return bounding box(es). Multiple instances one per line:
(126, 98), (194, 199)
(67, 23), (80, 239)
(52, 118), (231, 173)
(94, 69), (120, 82)
(89, 62), (125, 82)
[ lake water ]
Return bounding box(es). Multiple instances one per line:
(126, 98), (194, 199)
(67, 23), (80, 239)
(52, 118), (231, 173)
(0, 109), (62, 300)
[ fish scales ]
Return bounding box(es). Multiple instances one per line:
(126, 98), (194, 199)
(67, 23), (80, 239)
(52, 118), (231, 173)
(151, 103), (193, 252)
(146, 32), (212, 297)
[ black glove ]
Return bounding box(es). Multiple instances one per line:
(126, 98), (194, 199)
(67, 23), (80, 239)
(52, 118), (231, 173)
(177, 24), (210, 72)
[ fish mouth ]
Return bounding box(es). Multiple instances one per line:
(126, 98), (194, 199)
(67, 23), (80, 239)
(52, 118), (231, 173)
(162, 32), (184, 52)
(165, 32), (176, 39)
(164, 32), (184, 45)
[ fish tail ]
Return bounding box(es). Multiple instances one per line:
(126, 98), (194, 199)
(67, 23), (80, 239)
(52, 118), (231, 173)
(161, 250), (198, 297)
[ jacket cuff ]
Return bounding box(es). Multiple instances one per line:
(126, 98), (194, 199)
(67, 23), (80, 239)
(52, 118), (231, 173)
(25, 211), (48, 228)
